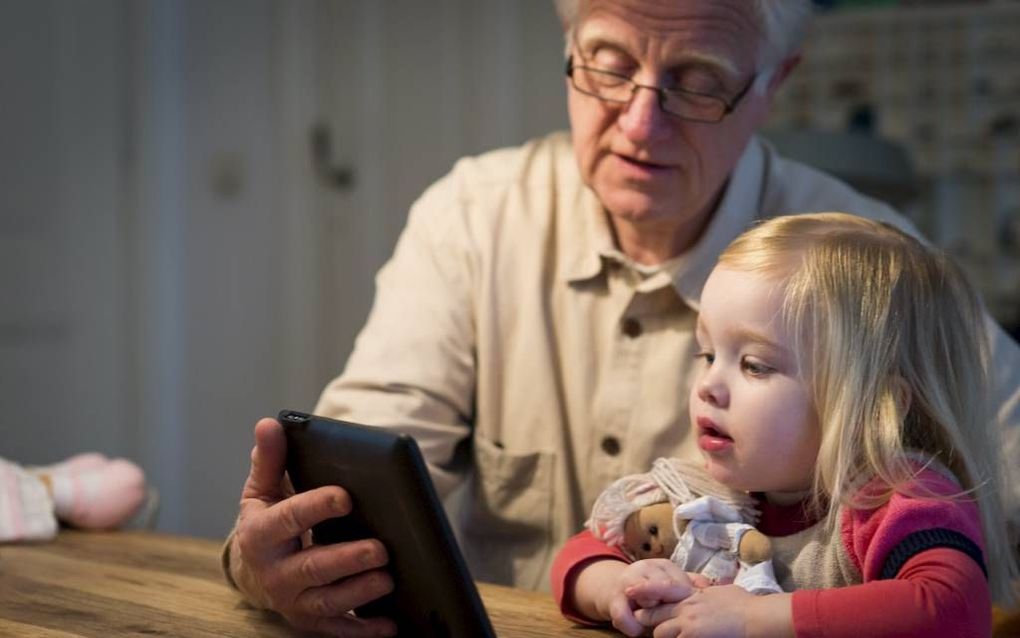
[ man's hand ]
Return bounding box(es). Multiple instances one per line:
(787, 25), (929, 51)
(229, 418), (397, 637)
(574, 558), (707, 637)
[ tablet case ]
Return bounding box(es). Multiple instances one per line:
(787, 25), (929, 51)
(279, 410), (497, 638)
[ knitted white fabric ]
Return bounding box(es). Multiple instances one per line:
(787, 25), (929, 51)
(587, 457), (759, 551)
(586, 474), (665, 549)
(586, 458), (783, 594)
(0, 457), (57, 542)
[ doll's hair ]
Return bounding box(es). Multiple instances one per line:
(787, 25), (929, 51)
(587, 458), (759, 549)
(718, 212), (1017, 603)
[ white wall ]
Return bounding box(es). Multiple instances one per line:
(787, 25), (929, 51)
(0, 0), (568, 538)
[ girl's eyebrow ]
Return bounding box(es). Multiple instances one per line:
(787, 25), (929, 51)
(733, 327), (787, 354)
(696, 318), (788, 356)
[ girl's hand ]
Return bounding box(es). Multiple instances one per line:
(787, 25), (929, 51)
(576, 559), (706, 637)
(632, 585), (794, 638)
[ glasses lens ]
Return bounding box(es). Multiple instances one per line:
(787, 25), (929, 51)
(662, 91), (725, 123)
(573, 67), (631, 101)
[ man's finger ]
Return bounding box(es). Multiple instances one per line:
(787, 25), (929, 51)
(291, 567), (394, 618)
(241, 418), (289, 501)
(278, 538), (389, 590)
(248, 485), (352, 546)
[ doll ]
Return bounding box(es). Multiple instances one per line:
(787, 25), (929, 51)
(587, 457), (782, 594)
(0, 453), (150, 542)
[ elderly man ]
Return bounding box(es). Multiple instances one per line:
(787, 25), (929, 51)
(223, 1), (1020, 635)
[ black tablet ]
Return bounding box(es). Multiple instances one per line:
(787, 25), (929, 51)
(279, 410), (496, 638)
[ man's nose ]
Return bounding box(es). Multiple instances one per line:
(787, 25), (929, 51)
(617, 85), (671, 142)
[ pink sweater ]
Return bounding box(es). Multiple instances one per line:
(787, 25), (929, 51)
(551, 469), (991, 637)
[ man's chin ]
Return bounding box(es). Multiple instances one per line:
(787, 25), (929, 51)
(596, 181), (687, 219)
(602, 196), (677, 225)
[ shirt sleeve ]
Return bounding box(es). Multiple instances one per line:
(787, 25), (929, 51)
(988, 316), (1020, 527)
(550, 529), (629, 624)
(313, 171), (479, 498)
(791, 547), (991, 638)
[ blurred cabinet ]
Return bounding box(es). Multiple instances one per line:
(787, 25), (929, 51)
(767, 3), (1020, 330)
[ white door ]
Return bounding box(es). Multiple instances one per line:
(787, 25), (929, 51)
(0, 1), (131, 466)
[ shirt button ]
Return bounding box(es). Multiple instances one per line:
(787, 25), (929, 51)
(621, 317), (642, 338)
(601, 436), (621, 456)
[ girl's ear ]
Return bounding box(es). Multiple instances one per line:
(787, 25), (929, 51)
(890, 375), (912, 418)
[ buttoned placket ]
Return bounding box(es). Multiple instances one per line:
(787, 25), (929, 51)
(587, 261), (680, 499)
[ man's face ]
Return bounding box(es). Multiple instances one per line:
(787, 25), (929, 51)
(567, 0), (775, 228)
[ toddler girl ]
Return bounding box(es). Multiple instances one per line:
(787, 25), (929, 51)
(552, 212), (1017, 637)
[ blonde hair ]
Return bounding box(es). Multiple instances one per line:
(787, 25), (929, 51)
(718, 212), (1017, 604)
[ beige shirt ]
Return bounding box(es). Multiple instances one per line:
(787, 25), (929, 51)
(314, 131), (1020, 591)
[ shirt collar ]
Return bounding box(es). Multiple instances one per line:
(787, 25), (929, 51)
(562, 183), (617, 283)
(673, 137), (765, 309)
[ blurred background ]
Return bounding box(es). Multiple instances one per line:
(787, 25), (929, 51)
(2, 0), (1018, 540)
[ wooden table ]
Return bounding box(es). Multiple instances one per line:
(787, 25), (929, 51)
(0, 530), (616, 637)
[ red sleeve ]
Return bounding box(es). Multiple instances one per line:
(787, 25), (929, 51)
(792, 548), (991, 638)
(842, 469), (986, 581)
(550, 529), (629, 624)
(793, 467), (991, 638)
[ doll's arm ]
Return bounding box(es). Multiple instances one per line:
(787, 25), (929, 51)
(737, 528), (773, 563)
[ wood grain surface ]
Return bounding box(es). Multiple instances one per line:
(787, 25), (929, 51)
(0, 530), (615, 637)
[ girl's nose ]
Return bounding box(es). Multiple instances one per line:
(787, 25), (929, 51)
(697, 375), (729, 408)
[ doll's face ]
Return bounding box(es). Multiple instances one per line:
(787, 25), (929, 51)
(622, 502), (683, 560)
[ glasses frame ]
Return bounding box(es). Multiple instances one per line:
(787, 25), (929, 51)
(564, 55), (757, 124)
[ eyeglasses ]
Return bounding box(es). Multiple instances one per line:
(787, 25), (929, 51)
(565, 55), (757, 124)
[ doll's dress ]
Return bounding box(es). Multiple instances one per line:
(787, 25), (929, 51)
(671, 496), (782, 595)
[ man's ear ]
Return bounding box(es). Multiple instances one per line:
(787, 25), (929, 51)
(766, 53), (801, 96)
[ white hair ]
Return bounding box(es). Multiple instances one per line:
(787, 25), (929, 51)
(553, 0), (814, 72)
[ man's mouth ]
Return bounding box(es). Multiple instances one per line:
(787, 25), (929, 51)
(616, 153), (670, 170)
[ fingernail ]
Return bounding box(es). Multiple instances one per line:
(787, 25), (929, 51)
(331, 493), (346, 512)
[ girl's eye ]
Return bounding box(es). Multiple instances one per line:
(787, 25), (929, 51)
(742, 357), (773, 376)
(694, 351), (715, 365)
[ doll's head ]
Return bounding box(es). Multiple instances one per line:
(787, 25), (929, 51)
(621, 501), (683, 560)
(715, 212), (1015, 602)
(587, 458), (758, 560)
(618, 495), (774, 565)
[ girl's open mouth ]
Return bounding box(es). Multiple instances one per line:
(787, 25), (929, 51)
(696, 417), (734, 452)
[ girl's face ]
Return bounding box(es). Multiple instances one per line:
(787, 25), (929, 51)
(689, 266), (820, 498)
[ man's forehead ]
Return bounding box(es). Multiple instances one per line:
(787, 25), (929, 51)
(575, 0), (762, 66)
